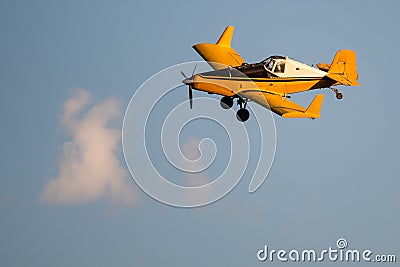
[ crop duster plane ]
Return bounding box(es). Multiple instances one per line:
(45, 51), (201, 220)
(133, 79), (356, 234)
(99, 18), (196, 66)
(182, 26), (359, 122)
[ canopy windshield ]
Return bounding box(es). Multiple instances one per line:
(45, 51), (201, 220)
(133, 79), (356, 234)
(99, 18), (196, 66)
(261, 56), (286, 73)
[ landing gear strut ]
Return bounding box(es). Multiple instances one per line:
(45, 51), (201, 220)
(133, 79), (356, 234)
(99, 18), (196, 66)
(331, 88), (343, 100)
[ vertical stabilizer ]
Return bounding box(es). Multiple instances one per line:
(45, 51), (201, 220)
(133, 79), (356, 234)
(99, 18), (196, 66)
(327, 50), (359, 86)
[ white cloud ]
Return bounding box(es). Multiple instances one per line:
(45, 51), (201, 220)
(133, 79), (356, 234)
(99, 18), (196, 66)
(40, 88), (135, 205)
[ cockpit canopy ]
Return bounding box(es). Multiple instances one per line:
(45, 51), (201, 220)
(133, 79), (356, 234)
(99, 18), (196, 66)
(261, 56), (286, 74)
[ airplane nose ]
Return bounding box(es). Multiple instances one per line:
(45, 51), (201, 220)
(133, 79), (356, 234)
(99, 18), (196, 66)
(182, 78), (194, 85)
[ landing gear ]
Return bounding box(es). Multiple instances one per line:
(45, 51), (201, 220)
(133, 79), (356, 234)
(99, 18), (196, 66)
(236, 108), (250, 122)
(220, 96), (233, 109)
(331, 87), (343, 100)
(236, 97), (250, 122)
(220, 96), (250, 122)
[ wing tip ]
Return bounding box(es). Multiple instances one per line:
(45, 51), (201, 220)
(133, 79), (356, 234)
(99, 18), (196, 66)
(282, 94), (324, 119)
(216, 26), (235, 47)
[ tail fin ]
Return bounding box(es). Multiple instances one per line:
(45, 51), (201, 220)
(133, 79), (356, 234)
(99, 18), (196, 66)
(327, 50), (359, 86)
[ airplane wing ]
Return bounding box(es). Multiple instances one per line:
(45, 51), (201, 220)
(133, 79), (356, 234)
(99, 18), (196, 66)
(193, 26), (246, 70)
(239, 90), (324, 119)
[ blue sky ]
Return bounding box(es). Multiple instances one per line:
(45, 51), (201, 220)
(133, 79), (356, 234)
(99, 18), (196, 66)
(1, 0), (399, 266)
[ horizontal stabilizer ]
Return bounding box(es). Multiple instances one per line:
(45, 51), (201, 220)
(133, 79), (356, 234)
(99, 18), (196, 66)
(317, 63), (331, 72)
(282, 94), (324, 119)
(327, 73), (360, 86)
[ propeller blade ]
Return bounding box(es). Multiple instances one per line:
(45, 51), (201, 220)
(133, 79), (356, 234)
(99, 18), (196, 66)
(191, 64), (197, 77)
(182, 65), (197, 109)
(189, 85), (193, 109)
(180, 71), (188, 79)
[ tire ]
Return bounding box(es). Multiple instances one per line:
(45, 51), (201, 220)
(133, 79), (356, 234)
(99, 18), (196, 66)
(220, 96), (233, 109)
(236, 108), (250, 122)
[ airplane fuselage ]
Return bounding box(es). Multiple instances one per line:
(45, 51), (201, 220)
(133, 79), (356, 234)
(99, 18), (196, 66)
(190, 61), (336, 99)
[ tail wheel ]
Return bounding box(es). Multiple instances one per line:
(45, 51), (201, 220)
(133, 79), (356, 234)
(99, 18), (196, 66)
(331, 87), (343, 100)
(220, 96), (233, 109)
(236, 108), (250, 122)
(336, 93), (343, 100)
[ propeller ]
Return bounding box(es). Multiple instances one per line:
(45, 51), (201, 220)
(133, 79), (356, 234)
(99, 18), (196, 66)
(181, 65), (197, 109)
(188, 85), (193, 109)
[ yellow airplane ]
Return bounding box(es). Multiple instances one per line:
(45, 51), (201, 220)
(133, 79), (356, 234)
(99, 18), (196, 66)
(182, 26), (359, 122)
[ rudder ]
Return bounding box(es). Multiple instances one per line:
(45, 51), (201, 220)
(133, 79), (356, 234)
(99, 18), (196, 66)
(327, 50), (359, 86)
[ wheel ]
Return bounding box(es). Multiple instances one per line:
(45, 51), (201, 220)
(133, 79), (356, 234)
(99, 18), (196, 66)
(220, 96), (233, 109)
(336, 93), (343, 100)
(236, 108), (250, 122)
